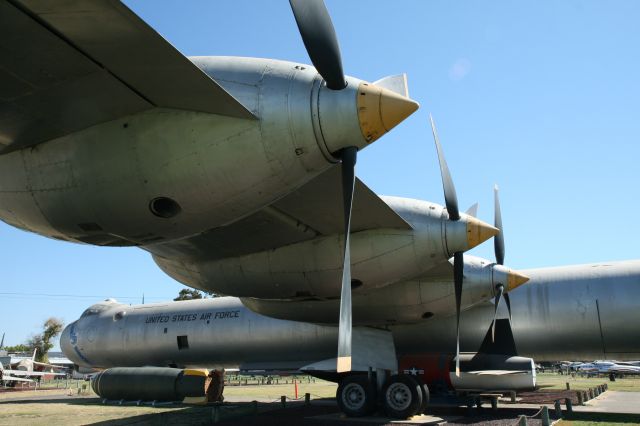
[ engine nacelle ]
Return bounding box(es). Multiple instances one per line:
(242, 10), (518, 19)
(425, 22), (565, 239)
(399, 353), (536, 393)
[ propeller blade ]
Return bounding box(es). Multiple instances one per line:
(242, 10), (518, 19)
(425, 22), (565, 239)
(289, 0), (346, 90)
(504, 292), (512, 322)
(337, 146), (357, 372)
(494, 185), (505, 265)
(453, 251), (464, 376)
(430, 114), (460, 221)
(491, 284), (505, 342)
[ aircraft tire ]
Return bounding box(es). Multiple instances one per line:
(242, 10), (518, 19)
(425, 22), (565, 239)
(382, 374), (422, 419)
(336, 375), (376, 417)
(410, 375), (430, 414)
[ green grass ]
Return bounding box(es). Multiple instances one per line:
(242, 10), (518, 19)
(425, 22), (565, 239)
(536, 373), (640, 392)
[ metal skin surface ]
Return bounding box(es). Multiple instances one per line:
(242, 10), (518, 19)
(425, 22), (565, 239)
(448, 355), (536, 391)
(240, 254), (520, 325)
(61, 259), (640, 371)
(0, 57), (388, 246)
(393, 259), (640, 361)
(151, 197), (493, 299)
(61, 297), (338, 371)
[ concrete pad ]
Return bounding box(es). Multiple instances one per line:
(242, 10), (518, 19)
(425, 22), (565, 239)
(573, 391), (640, 414)
(309, 413), (460, 424)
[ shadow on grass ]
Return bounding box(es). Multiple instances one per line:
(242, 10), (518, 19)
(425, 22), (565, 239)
(0, 397), (106, 406)
(87, 407), (214, 426)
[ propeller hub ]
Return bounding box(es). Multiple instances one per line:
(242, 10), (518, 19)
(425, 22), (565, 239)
(443, 214), (498, 255)
(317, 79), (419, 158)
(466, 216), (499, 250)
(357, 82), (419, 143)
(491, 264), (530, 293)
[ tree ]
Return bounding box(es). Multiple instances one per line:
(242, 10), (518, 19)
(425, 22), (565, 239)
(3, 344), (29, 353)
(174, 288), (204, 301)
(27, 318), (64, 363)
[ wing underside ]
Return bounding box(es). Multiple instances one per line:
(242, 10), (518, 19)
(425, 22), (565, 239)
(0, 0), (254, 153)
(148, 165), (412, 261)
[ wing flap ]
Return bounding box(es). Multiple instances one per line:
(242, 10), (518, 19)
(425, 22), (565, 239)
(273, 165), (411, 235)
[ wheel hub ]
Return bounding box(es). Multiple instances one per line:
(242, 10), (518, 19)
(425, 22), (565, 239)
(386, 382), (411, 411)
(342, 383), (365, 410)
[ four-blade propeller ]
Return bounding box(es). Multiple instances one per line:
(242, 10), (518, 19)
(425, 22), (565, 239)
(289, 0), (517, 373)
(491, 184), (513, 340)
(289, 0), (357, 372)
(430, 114), (465, 377)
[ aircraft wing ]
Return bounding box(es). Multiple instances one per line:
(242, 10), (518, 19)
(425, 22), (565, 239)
(31, 361), (67, 370)
(0, 0), (254, 154)
(148, 165), (412, 261)
(3, 369), (65, 376)
(0, 374), (34, 383)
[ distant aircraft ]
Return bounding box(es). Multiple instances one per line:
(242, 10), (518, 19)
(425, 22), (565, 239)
(7, 348), (67, 375)
(577, 361), (640, 375)
(0, 341), (66, 387)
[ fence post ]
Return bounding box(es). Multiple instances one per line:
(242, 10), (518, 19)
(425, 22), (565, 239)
(554, 400), (563, 419)
(565, 397), (573, 414)
(541, 406), (551, 426)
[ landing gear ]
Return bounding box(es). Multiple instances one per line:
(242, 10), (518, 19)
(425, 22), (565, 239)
(335, 373), (429, 419)
(336, 375), (377, 417)
(381, 374), (423, 419)
(414, 375), (430, 414)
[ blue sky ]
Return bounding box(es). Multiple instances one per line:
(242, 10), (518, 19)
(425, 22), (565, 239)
(2, 1), (639, 348)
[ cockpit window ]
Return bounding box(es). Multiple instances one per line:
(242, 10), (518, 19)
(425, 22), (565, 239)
(80, 301), (115, 318)
(80, 307), (102, 318)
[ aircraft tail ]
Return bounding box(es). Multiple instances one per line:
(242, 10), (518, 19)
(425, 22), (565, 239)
(0, 332), (4, 348)
(32, 347), (37, 361)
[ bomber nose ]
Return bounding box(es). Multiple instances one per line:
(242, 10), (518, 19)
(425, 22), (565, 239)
(60, 322), (75, 360)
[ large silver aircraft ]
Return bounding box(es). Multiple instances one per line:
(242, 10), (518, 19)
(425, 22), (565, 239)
(0, 0), (507, 377)
(3, 0), (637, 419)
(61, 258), (640, 413)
